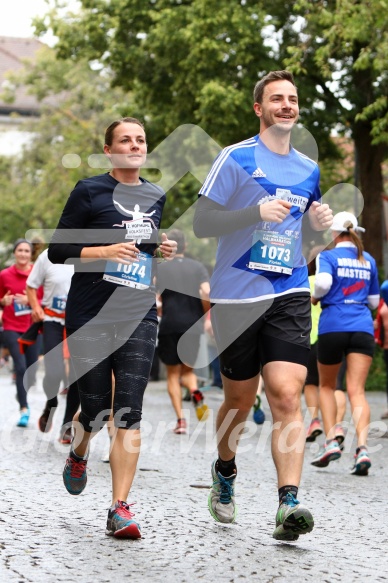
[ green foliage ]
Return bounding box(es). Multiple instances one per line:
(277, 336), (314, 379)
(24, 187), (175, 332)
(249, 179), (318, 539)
(366, 345), (387, 392)
(0, 47), (138, 247)
(34, 0), (278, 146)
(2, 0), (386, 265)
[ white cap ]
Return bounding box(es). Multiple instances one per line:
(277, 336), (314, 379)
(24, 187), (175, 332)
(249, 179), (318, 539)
(330, 211), (365, 233)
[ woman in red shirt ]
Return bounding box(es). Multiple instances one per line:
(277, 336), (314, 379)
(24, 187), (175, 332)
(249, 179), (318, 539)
(0, 239), (41, 427)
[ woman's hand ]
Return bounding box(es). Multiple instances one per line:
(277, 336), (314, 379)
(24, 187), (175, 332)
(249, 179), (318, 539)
(0, 290), (14, 307)
(158, 233), (177, 261)
(98, 241), (140, 264)
(14, 292), (29, 306)
(31, 306), (45, 323)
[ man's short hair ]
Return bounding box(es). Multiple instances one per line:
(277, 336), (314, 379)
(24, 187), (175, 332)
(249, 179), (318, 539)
(167, 229), (185, 254)
(253, 70), (296, 104)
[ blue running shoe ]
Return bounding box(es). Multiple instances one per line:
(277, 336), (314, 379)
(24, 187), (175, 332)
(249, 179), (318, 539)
(63, 454), (88, 495)
(208, 460), (237, 523)
(106, 501), (141, 538)
(253, 395), (265, 424)
(311, 440), (341, 468)
(273, 492), (314, 541)
(17, 408), (30, 428)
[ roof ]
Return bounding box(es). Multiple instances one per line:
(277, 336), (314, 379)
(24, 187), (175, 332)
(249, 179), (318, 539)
(0, 36), (45, 116)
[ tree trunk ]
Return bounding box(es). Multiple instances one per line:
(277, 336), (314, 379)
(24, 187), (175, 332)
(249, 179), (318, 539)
(353, 120), (386, 267)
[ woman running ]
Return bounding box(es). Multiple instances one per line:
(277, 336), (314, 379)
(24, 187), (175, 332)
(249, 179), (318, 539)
(0, 239), (42, 427)
(48, 117), (176, 538)
(311, 212), (379, 475)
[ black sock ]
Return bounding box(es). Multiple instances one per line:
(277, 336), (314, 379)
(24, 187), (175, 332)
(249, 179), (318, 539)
(216, 456), (237, 477)
(46, 397), (58, 409)
(70, 449), (86, 462)
(278, 485), (298, 504)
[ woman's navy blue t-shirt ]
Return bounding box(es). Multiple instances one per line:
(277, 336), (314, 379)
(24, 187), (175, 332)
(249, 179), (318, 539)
(48, 173), (166, 329)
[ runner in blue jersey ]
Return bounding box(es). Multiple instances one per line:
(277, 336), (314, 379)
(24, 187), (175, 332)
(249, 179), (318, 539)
(194, 70), (333, 541)
(48, 117), (176, 539)
(311, 211), (379, 475)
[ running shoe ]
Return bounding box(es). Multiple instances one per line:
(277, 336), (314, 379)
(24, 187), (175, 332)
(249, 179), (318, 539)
(58, 426), (73, 445)
(306, 418), (323, 442)
(335, 424), (346, 450)
(63, 454), (88, 495)
(253, 395), (265, 425)
(192, 389), (209, 421)
(101, 449), (110, 463)
(351, 447), (371, 476)
(311, 440), (341, 467)
(208, 460), (237, 523)
(173, 418), (187, 434)
(38, 405), (56, 433)
(273, 492), (314, 541)
(17, 408), (30, 428)
(106, 501), (141, 538)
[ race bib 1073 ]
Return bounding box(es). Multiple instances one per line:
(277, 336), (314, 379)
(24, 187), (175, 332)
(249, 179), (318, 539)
(248, 230), (294, 275)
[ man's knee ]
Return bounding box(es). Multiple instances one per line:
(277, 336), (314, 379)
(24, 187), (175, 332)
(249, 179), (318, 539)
(272, 389), (302, 417)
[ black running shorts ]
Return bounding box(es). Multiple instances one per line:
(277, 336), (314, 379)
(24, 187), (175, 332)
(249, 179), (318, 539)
(318, 331), (375, 365)
(305, 341), (319, 386)
(158, 332), (201, 367)
(211, 294), (311, 381)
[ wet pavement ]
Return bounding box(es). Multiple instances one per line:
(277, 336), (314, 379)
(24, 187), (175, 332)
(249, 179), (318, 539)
(1, 365), (388, 582)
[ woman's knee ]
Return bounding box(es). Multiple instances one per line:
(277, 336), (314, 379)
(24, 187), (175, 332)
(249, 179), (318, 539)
(78, 409), (110, 434)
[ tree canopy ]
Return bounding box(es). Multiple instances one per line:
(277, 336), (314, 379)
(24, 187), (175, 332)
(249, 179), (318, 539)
(33, 0), (387, 261)
(1, 0), (386, 266)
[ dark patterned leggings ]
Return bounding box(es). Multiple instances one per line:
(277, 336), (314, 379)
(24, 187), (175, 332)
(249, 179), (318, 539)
(66, 319), (157, 432)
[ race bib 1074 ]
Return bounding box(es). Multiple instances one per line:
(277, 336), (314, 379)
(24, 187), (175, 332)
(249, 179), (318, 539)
(103, 252), (152, 290)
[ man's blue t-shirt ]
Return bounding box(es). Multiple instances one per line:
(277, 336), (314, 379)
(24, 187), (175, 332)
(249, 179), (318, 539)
(199, 135), (322, 303)
(317, 242), (379, 336)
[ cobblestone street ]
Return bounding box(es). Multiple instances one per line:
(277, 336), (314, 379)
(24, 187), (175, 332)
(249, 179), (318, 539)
(1, 366), (388, 582)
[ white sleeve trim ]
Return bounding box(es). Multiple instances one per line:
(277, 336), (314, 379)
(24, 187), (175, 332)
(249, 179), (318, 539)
(313, 272), (333, 298)
(368, 295), (380, 310)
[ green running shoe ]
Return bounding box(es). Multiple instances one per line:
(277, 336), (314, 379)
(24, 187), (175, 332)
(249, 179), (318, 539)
(273, 492), (314, 541)
(63, 453), (88, 495)
(208, 460), (237, 523)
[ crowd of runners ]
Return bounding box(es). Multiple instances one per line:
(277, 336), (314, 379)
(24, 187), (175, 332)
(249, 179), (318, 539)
(0, 70), (385, 543)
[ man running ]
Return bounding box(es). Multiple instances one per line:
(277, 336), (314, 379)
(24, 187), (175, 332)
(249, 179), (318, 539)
(194, 70), (333, 541)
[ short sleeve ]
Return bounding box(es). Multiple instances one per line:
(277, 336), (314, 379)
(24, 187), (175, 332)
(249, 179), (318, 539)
(199, 150), (239, 206)
(316, 250), (334, 276)
(27, 252), (46, 289)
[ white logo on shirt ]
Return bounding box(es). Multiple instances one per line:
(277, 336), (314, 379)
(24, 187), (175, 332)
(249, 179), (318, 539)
(113, 203), (157, 243)
(252, 167), (266, 178)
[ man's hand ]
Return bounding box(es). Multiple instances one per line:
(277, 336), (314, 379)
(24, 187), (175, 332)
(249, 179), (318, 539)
(259, 199), (292, 223)
(309, 201), (333, 231)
